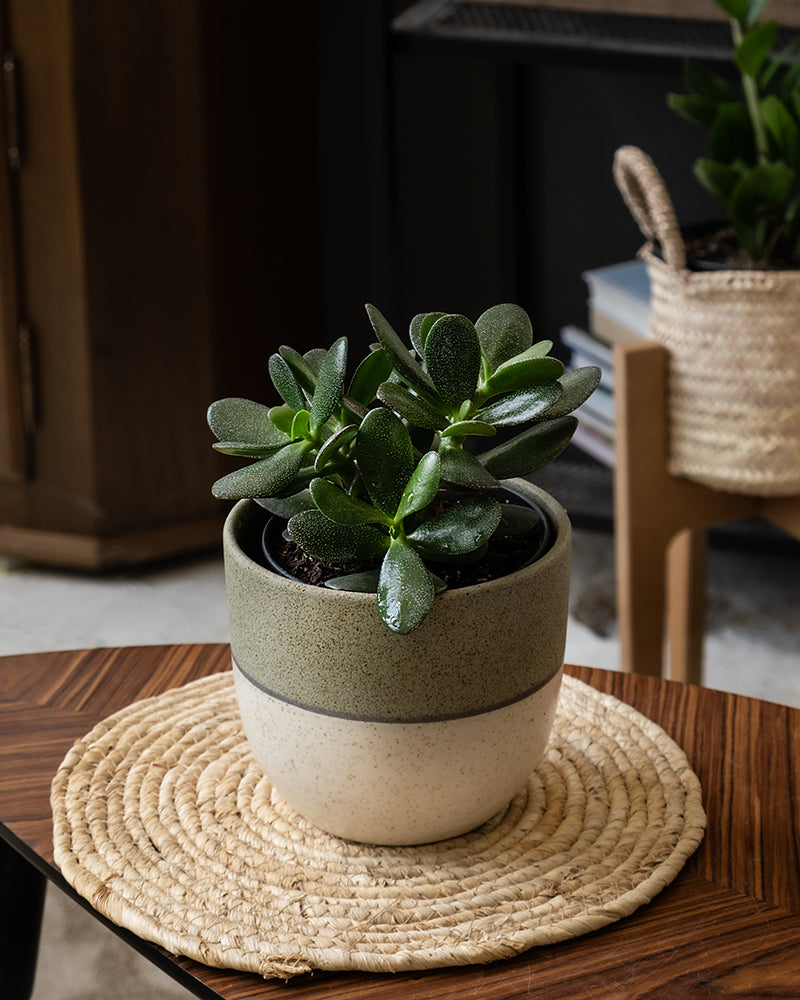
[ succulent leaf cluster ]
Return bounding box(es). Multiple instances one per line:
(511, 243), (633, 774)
(668, 0), (800, 265)
(209, 303), (599, 634)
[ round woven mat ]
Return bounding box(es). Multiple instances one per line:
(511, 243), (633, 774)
(52, 672), (705, 980)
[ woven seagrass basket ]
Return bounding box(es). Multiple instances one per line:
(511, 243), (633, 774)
(613, 144), (800, 497)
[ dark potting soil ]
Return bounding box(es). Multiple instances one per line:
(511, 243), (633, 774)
(272, 527), (545, 591)
(686, 225), (790, 269)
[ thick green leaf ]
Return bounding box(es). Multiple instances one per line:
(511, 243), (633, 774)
(476, 383), (562, 426)
(211, 440), (311, 499)
(694, 158), (744, 203)
(481, 416), (578, 479)
(376, 381), (449, 429)
(482, 356), (564, 398)
(438, 447), (499, 488)
(310, 476), (391, 526)
(268, 405), (296, 436)
(498, 502), (542, 535)
(377, 537), (435, 634)
(365, 303), (434, 396)
(356, 406), (414, 516)
(713, 0), (749, 24)
(324, 569), (381, 593)
(409, 494), (502, 558)
(314, 424), (358, 473)
(395, 451), (440, 521)
(291, 410), (311, 440)
(440, 420), (497, 439)
(545, 367), (603, 418)
(212, 441), (285, 457)
(708, 102), (756, 163)
(288, 509), (389, 563)
(666, 92), (724, 129)
(310, 337), (348, 433)
(736, 20), (777, 77)
(269, 353), (306, 411)
(474, 303), (533, 372)
(424, 314), (482, 408)
(683, 59), (736, 102)
(409, 312), (446, 357)
(278, 345), (319, 395)
(731, 160), (795, 220)
(761, 93), (800, 164)
(207, 398), (286, 447)
(254, 490), (314, 519)
(347, 348), (393, 407)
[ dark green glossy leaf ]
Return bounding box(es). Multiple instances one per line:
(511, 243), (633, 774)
(498, 502), (541, 535)
(731, 160), (795, 220)
(481, 415), (578, 479)
(347, 348), (393, 407)
(315, 424), (358, 473)
(708, 103), (755, 163)
(377, 537), (435, 634)
(310, 337), (348, 433)
(409, 493), (502, 558)
(269, 353), (306, 411)
(545, 366), (603, 418)
(683, 59), (736, 102)
(736, 20), (777, 77)
(409, 312), (446, 357)
(254, 490), (314, 518)
(666, 92), (723, 129)
(482, 356), (564, 398)
(475, 303), (533, 372)
(356, 406), (414, 516)
(713, 0), (749, 23)
(207, 398), (286, 447)
(376, 381), (449, 429)
(476, 382), (562, 426)
(438, 447), (499, 488)
(365, 303), (434, 395)
(694, 158), (744, 203)
(310, 476), (391, 526)
(423, 314), (482, 408)
(761, 94), (800, 164)
(211, 440), (311, 499)
(278, 345), (319, 395)
(395, 451), (440, 521)
(324, 569), (381, 593)
(440, 420), (497, 439)
(288, 509), (389, 563)
(212, 441), (285, 457)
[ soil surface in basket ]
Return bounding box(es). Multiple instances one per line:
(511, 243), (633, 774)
(686, 226), (789, 269)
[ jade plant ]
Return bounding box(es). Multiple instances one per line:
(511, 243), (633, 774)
(668, 0), (800, 265)
(208, 303), (599, 634)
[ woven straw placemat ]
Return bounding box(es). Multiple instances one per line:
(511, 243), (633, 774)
(51, 672), (705, 980)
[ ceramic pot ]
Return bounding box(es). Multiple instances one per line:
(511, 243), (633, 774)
(223, 478), (571, 845)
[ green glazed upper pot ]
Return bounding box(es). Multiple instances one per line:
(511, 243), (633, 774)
(223, 478), (571, 845)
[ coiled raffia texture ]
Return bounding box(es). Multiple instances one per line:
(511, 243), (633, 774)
(52, 672), (705, 980)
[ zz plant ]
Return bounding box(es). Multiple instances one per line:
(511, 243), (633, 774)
(668, 0), (800, 265)
(208, 303), (599, 634)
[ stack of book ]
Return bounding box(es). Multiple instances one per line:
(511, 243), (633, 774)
(562, 259), (651, 467)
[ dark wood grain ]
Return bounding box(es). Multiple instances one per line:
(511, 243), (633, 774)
(1, 644), (798, 999)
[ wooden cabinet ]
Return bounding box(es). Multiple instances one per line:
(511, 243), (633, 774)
(0, 0), (315, 568)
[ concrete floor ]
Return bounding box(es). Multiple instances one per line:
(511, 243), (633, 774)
(1, 526), (798, 998)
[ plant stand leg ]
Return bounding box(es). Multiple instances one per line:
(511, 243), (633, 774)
(0, 838), (46, 1000)
(666, 527), (707, 685)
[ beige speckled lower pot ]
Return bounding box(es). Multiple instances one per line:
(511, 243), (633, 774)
(223, 479), (571, 845)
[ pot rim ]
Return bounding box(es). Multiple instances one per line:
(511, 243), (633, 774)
(223, 478), (571, 605)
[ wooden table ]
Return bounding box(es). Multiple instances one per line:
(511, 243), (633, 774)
(1, 644), (799, 999)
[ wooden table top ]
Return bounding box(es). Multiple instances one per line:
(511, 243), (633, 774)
(1, 643), (799, 999)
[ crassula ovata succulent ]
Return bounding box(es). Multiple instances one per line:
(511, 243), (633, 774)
(208, 303), (600, 634)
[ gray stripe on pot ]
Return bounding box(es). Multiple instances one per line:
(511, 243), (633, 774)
(232, 656), (563, 724)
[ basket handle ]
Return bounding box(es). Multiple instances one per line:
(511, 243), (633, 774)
(613, 145), (686, 270)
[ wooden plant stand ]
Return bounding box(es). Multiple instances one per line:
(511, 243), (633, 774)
(614, 339), (800, 683)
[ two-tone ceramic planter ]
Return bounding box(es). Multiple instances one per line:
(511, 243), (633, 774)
(223, 478), (571, 845)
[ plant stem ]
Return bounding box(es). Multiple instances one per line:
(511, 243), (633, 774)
(731, 16), (771, 162)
